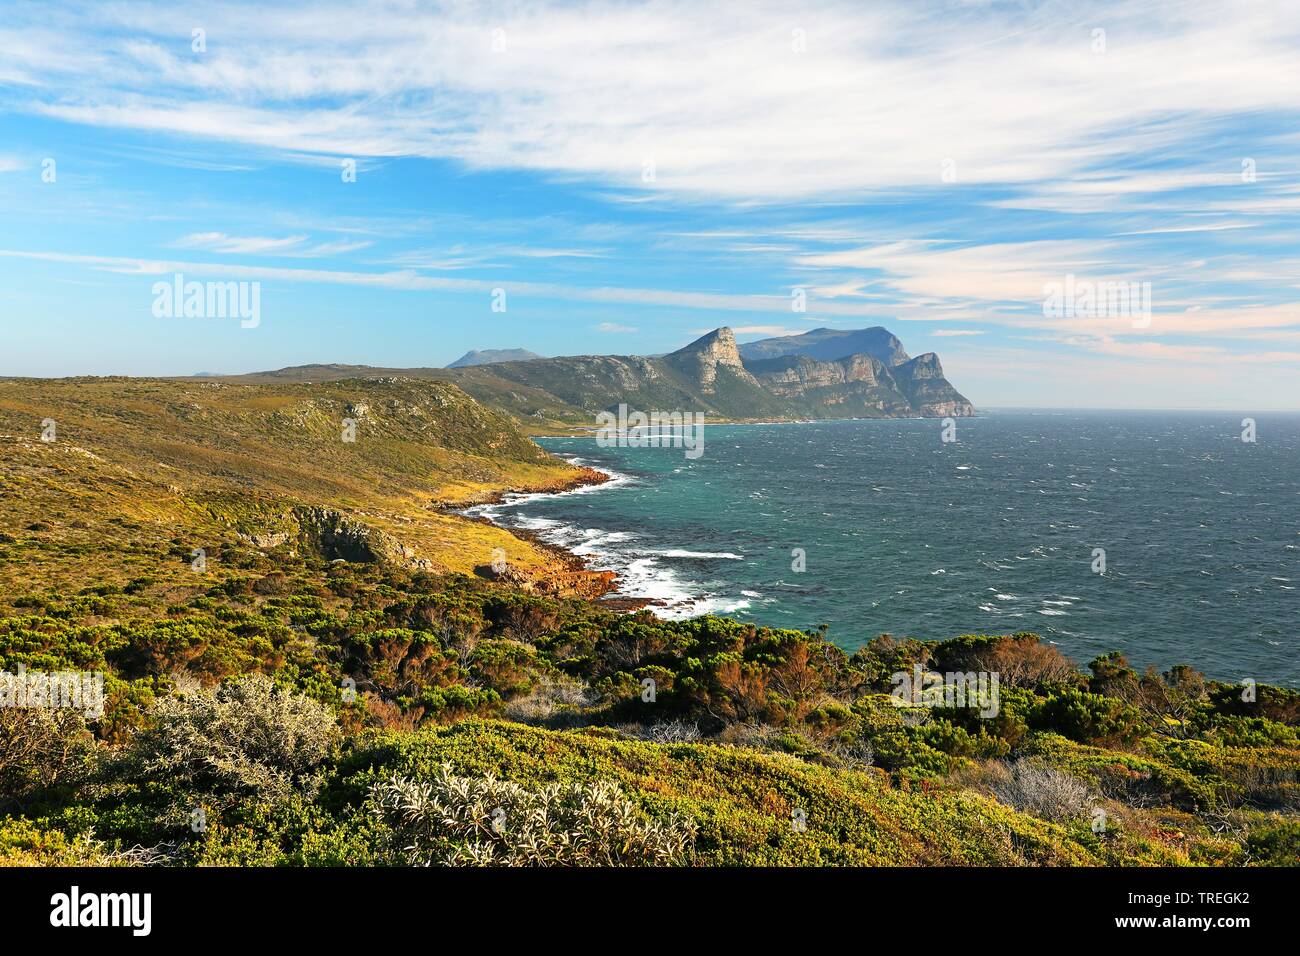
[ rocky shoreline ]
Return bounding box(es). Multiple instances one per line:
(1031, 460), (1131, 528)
(451, 463), (653, 608)
(433, 464), (611, 510)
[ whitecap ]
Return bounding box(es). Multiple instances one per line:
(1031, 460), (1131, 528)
(650, 549), (744, 560)
(687, 597), (752, 616)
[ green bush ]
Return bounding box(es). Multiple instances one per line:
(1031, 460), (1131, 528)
(1244, 819), (1300, 866)
(0, 816), (108, 866)
(0, 708), (99, 813)
(1029, 687), (1144, 745)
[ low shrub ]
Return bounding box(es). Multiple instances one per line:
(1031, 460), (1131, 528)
(122, 674), (339, 807)
(0, 708), (98, 812)
(371, 764), (696, 866)
(987, 759), (1095, 824)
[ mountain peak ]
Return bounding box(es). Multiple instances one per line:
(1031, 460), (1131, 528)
(665, 327), (755, 393)
(902, 352), (944, 376)
(671, 327), (741, 360)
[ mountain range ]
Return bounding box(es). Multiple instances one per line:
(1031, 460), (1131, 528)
(240, 326), (973, 425)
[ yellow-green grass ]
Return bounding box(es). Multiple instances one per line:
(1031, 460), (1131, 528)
(336, 719), (1105, 866)
(0, 376), (589, 599)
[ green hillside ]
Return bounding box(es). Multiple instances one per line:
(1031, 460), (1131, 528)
(0, 375), (603, 596)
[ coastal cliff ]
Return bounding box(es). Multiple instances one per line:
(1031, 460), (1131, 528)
(235, 325), (975, 424)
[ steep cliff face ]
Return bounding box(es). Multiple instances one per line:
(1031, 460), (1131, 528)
(747, 352), (923, 417)
(747, 353), (885, 395)
(662, 327), (761, 394)
(891, 353), (976, 417)
(664, 328), (972, 418)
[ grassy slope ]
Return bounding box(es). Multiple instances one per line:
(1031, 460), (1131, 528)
(230, 358), (798, 425)
(0, 375), (590, 596)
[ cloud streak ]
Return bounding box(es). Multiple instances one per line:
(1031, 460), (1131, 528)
(6, 0), (1300, 203)
(173, 232), (372, 257)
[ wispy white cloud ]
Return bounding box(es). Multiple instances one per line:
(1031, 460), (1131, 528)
(1114, 222), (1255, 236)
(798, 238), (1105, 307)
(7, 0), (1300, 204)
(173, 232), (371, 257)
(174, 232), (309, 254)
(513, 248), (608, 259)
(1053, 333), (1300, 366)
(9, 247), (1298, 362)
(0, 248), (789, 313)
(796, 237), (1300, 338)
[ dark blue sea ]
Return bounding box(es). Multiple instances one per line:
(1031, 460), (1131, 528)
(469, 411), (1298, 687)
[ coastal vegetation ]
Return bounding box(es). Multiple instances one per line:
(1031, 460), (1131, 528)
(1, 374), (1294, 867)
(1, 559), (1296, 866)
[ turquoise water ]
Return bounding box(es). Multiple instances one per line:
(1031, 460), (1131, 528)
(471, 411), (1299, 687)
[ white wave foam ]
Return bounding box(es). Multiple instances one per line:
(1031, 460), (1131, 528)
(651, 549), (744, 560)
(474, 450), (1068, 626)
(687, 597), (752, 616)
(460, 459), (635, 523)
(464, 460), (751, 620)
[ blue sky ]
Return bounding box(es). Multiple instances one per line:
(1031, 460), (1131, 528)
(2, 0), (1299, 409)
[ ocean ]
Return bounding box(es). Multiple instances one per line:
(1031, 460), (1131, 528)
(467, 410), (1299, 688)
